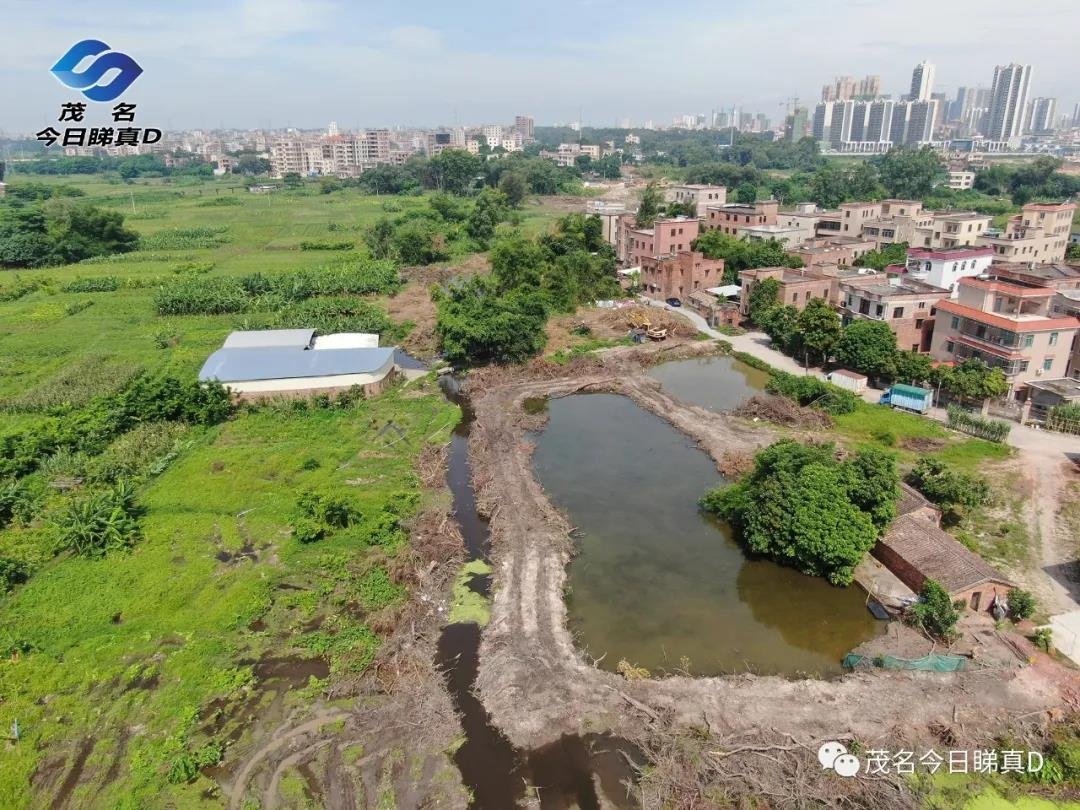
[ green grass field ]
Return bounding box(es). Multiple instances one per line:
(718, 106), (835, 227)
(0, 174), (492, 806)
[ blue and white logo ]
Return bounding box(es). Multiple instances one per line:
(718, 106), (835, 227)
(50, 40), (143, 102)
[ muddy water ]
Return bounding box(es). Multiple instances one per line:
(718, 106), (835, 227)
(533, 393), (881, 677)
(435, 377), (643, 809)
(646, 354), (771, 411)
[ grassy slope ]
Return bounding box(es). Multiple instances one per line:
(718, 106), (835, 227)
(0, 174), (502, 807)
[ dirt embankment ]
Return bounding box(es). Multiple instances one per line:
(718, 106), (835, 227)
(464, 347), (1077, 802)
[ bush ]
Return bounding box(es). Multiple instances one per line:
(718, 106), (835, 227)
(766, 372), (859, 415)
(908, 579), (960, 639)
(139, 226), (230, 250)
(0, 556), (29, 592)
(1009, 588), (1037, 621)
(731, 351), (777, 374)
(299, 240), (355, 251)
(270, 296), (392, 335)
(946, 405), (1011, 443)
(905, 457), (991, 510)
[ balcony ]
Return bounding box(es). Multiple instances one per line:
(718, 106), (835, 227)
(956, 320), (1020, 349)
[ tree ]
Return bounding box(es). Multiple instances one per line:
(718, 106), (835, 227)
(747, 277), (780, 324)
(428, 149), (482, 195)
(933, 358), (1007, 405)
(635, 181), (663, 228)
(365, 218), (395, 259)
(489, 233), (548, 292)
(834, 320), (897, 383)
(498, 171), (527, 207)
(692, 231), (801, 284)
(909, 580), (960, 639)
(871, 146), (945, 199)
(1066, 243), (1080, 262)
(759, 304), (800, 353)
(282, 172), (303, 188)
(392, 222), (449, 265)
(434, 276), (549, 366)
(0, 200), (138, 268)
(795, 298), (842, 366)
(894, 350), (933, 386)
(233, 154), (270, 175)
(1009, 588), (1036, 621)
(854, 241), (908, 271)
(465, 188), (509, 246)
(734, 182), (757, 204)
(700, 440), (895, 585)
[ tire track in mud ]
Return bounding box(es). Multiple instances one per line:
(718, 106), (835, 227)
(467, 364), (1070, 754)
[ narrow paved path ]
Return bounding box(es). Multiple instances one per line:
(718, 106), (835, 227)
(644, 297), (1080, 618)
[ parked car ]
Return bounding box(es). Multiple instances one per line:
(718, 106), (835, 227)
(665, 297), (682, 307)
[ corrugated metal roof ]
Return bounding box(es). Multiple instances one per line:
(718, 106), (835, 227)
(199, 346), (394, 383)
(222, 329), (315, 349)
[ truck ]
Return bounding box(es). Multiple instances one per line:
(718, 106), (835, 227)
(879, 384), (932, 414)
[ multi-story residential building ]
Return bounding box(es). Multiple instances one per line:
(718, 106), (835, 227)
(1027, 97), (1057, 133)
(789, 236), (875, 268)
(901, 246), (995, 296)
(269, 139), (306, 176)
(931, 276), (1080, 397)
(784, 107), (809, 141)
(737, 267), (833, 315)
(540, 143), (600, 167)
(481, 124), (503, 148)
(839, 276), (947, 352)
(667, 184), (727, 218)
(640, 251), (726, 301)
(977, 201), (1076, 263)
(915, 211), (993, 249)
(947, 170), (975, 190)
(426, 131), (452, 156)
(993, 261), (1080, 292)
(514, 115), (535, 142)
(624, 217), (700, 268)
(738, 224), (806, 246)
(909, 61), (935, 102)
(986, 63), (1032, 142)
(821, 74), (879, 103)
(704, 200), (779, 235)
(585, 201), (628, 247)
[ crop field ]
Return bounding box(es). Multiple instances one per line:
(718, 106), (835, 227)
(0, 173), (484, 807)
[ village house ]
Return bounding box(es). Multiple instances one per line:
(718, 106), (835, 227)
(873, 485), (1015, 613)
(666, 184), (727, 218)
(838, 275), (948, 353)
(901, 245), (995, 296)
(931, 276), (1080, 398)
(976, 201), (1077, 264)
(789, 236), (875, 269)
(737, 266), (833, 316)
(639, 250), (725, 302)
(623, 216), (699, 267)
(704, 200), (779, 235)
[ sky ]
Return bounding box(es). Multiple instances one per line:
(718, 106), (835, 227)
(3, 0), (1080, 134)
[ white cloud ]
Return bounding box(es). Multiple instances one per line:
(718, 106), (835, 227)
(388, 25), (443, 51)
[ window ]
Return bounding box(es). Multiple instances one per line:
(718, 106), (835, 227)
(791, 293), (798, 303)
(951, 316), (960, 329)
(1049, 332), (1059, 346)
(1023, 334), (1034, 348)
(946, 341), (955, 352)
(805, 290), (811, 301)
(1043, 358), (1054, 372)
(1019, 360), (1029, 373)
(916, 318), (924, 328)
(893, 307), (905, 318)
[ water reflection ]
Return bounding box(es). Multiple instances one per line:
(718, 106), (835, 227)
(533, 393), (880, 677)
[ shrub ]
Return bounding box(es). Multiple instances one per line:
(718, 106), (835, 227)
(905, 457), (991, 510)
(139, 226), (230, 250)
(355, 567), (405, 611)
(271, 296), (392, 335)
(946, 405), (1011, 443)
(908, 579), (960, 639)
(299, 240), (354, 251)
(0, 556), (29, 592)
(731, 351), (776, 374)
(1009, 588), (1037, 621)
(766, 372), (859, 415)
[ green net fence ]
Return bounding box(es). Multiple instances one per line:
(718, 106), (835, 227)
(842, 653), (966, 672)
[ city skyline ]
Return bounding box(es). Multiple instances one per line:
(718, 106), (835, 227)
(3, 0), (1080, 133)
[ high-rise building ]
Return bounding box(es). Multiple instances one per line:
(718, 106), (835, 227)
(857, 75), (881, 98)
(909, 61), (935, 102)
(1027, 97), (1057, 133)
(784, 107), (809, 140)
(514, 115), (534, 142)
(1073, 103), (1080, 127)
(986, 63), (1032, 141)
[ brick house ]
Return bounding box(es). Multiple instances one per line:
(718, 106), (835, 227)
(838, 275), (949, 353)
(738, 266), (833, 316)
(640, 250), (724, 301)
(704, 200), (779, 236)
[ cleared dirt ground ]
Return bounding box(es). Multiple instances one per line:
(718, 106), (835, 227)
(464, 344), (1079, 805)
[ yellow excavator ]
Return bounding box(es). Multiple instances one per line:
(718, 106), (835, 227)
(626, 308), (668, 340)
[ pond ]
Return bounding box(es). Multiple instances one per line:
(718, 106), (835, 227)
(532, 393), (881, 677)
(646, 354), (771, 412)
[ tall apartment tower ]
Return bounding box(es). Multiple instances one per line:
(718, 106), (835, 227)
(1027, 97), (1057, 133)
(857, 75), (881, 98)
(986, 63), (1032, 141)
(514, 115), (534, 142)
(909, 61), (935, 102)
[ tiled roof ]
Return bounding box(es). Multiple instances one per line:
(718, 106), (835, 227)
(878, 512), (1014, 593)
